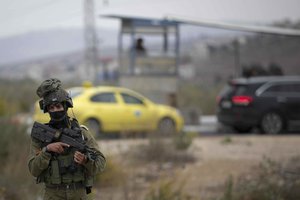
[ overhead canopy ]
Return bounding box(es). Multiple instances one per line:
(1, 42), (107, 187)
(104, 15), (179, 34)
(101, 13), (300, 37)
(99, 0), (300, 22)
(165, 14), (300, 37)
(100, 0), (300, 37)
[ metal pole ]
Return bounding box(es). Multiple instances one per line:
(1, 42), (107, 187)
(84, 0), (99, 84)
(175, 24), (180, 75)
(232, 39), (240, 77)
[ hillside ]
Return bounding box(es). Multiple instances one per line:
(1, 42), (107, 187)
(0, 28), (118, 66)
(0, 22), (300, 84)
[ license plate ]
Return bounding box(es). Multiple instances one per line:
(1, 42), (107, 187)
(221, 101), (232, 108)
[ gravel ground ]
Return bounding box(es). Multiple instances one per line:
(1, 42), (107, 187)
(96, 134), (300, 200)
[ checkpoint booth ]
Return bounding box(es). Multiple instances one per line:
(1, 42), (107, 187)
(103, 15), (180, 106)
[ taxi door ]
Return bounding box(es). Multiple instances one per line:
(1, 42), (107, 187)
(86, 91), (124, 131)
(118, 92), (154, 131)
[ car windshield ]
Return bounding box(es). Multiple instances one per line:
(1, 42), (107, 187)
(67, 88), (83, 98)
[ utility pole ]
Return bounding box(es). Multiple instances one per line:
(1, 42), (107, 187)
(232, 39), (240, 78)
(84, 0), (99, 84)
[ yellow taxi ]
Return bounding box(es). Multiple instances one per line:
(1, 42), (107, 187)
(33, 86), (184, 136)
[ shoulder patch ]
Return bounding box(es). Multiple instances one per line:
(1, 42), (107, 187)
(80, 125), (89, 131)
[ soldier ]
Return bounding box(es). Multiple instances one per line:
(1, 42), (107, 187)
(135, 37), (147, 56)
(28, 78), (106, 200)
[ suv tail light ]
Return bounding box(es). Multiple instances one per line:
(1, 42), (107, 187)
(232, 96), (253, 106)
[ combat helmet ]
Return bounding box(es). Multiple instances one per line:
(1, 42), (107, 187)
(37, 78), (73, 113)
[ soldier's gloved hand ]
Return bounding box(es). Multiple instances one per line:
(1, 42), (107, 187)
(74, 151), (87, 165)
(46, 142), (70, 154)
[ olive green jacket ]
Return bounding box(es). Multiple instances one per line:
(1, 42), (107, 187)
(28, 126), (106, 181)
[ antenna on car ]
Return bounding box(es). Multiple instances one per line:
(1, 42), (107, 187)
(71, 107), (77, 120)
(68, 90), (78, 120)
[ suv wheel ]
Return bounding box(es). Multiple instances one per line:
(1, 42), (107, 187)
(85, 119), (102, 138)
(260, 112), (284, 134)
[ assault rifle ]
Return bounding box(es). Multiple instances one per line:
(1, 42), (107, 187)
(31, 121), (96, 157)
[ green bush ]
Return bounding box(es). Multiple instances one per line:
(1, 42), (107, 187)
(173, 132), (194, 150)
(145, 179), (194, 200)
(220, 136), (233, 145)
(218, 157), (300, 200)
(0, 122), (40, 200)
(132, 135), (195, 164)
(0, 122), (31, 167)
(0, 98), (7, 116)
(95, 157), (127, 188)
(0, 78), (38, 115)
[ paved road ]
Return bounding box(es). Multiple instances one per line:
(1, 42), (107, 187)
(185, 115), (300, 135)
(183, 115), (220, 134)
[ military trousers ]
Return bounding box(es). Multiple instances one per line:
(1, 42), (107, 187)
(43, 186), (87, 200)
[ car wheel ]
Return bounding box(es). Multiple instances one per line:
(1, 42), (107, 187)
(260, 112), (284, 134)
(85, 119), (102, 138)
(158, 118), (176, 135)
(233, 126), (252, 133)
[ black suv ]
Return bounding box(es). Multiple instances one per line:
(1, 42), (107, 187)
(217, 76), (300, 134)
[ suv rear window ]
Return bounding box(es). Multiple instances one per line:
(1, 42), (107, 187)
(220, 84), (249, 97)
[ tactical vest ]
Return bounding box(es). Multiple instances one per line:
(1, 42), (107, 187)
(37, 119), (90, 186)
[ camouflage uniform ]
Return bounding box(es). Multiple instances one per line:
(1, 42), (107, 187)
(28, 79), (106, 200)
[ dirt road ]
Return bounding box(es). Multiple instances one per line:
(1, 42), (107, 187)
(98, 134), (300, 161)
(96, 134), (300, 199)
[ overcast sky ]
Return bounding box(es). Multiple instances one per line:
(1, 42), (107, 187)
(1, 0), (300, 38)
